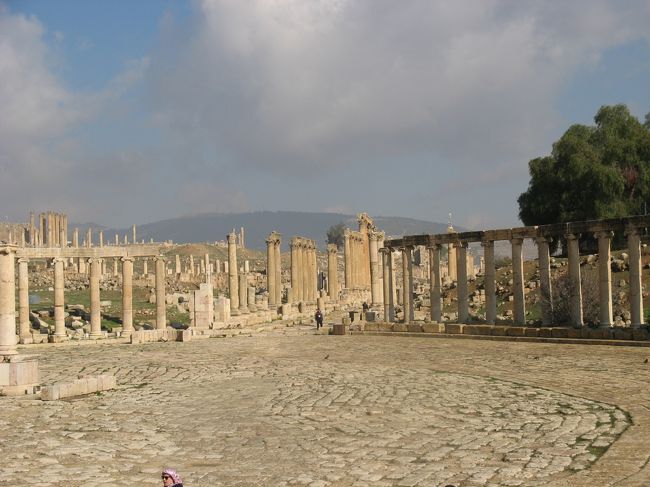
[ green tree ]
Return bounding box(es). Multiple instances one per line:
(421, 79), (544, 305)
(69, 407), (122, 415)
(326, 222), (346, 248)
(518, 104), (650, 227)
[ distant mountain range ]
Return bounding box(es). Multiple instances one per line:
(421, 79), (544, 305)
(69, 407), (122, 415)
(71, 211), (458, 250)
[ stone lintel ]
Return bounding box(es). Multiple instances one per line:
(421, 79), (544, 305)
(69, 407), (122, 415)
(16, 244), (164, 260)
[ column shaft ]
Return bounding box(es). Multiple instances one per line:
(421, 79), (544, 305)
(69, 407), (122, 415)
(627, 228), (644, 327)
(456, 243), (469, 323)
(482, 240), (496, 324)
(89, 258), (102, 336)
(369, 234), (380, 306)
(239, 273), (249, 314)
(18, 258), (30, 341)
(327, 244), (339, 302)
(155, 256), (167, 329)
(53, 258), (66, 337)
(274, 240), (282, 305)
(566, 234), (583, 327)
(267, 237), (276, 307)
(596, 231), (613, 327)
(344, 232), (351, 288)
(0, 247), (18, 356)
(429, 245), (442, 323)
(121, 257), (134, 336)
(511, 238), (526, 326)
(401, 247), (413, 323)
(536, 237), (553, 326)
(228, 232), (240, 314)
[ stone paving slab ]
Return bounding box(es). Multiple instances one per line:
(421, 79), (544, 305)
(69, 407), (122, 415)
(2, 328), (650, 486)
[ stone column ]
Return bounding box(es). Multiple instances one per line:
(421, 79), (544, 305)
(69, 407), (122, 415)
(143, 258), (148, 276)
(121, 257), (134, 337)
(274, 238), (282, 305)
(566, 233), (583, 328)
(89, 258), (102, 337)
(401, 247), (413, 323)
(228, 231), (240, 315)
(239, 273), (249, 314)
(267, 234), (276, 308)
(456, 242), (469, 323)
(18, 258), (31, 343)
(53, 258), (66, 339)
(381, 249), (395, 321)
(290, 238), (299, 303)
(248, 286), (257, 312)
(115, 234), (119, 245)
(481, 240), (496, 324)
(189, 255), (194, 275)
(448, 242), (457, 281)
(369, 233), (380, 307)
(596, 231), (613, 327)
(511, 237), (525, 326)
(302, 242), (310, 303)
(536, 236), (553, 326)
(99, 231), (104, 247)
(204, 253), (211, 284)
(327, 244), (339, 302)
(627, 227), (644, 327)
(86, 228), (92, 248)
(343, 230), (352, 288)
(429, 245), (442, 323)
(132, 225), (136, 245)
(0, 246), (18, 356)
(309, 241), (317, 302)
(59, 224), (66, 248)
(113, 258), (120, 277)
(73, 228), (79, 247)
(154, 256), (167, 329)
(175, 255), (181, 276)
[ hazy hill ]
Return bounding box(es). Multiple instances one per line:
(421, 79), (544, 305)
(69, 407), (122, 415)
(78, 212), (457, 250)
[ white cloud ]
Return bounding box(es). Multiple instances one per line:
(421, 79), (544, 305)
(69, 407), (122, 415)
(146, 0), (650, 178)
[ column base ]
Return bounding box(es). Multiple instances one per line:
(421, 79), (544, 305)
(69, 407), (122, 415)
(231, 309), (240, 316)
(49, 334), (69, 343)
(0, 357), (39, 396)
(239, 307), (249, 314)
(19, 336), (34, 345)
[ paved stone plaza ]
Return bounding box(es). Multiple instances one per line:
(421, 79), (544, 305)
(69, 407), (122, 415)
(3, 330), (650, 486)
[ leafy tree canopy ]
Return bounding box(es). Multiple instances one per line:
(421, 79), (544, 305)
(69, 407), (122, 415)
(326, 222), (346, 248)
(518, 104), (650, 226)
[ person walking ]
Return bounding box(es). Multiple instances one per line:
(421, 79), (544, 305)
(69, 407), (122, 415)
(314, 308), (324, 330)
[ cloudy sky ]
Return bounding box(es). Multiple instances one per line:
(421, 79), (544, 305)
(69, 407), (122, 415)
(1, 0), (649, 229)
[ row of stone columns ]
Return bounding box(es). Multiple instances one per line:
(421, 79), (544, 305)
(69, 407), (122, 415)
(343, 230), (366, 289)
(12, 253), (168, 344)
(289, 237), (317, 304)
(33, 212), (67, 248)
(327, 244), (339, 301)
(383, 226), (645, 328)
(266, 232), (282, 308)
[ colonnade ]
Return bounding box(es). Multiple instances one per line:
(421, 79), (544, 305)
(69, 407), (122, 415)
(383, 216), (648, 328)
(289, 237), (317, 304)
(266, 232), (282, 308)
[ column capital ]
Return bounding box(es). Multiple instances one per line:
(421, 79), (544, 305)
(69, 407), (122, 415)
(480, 239), (494, 249)
(510, 237), (524, 245)
(51, 257), (66, 264)
(594, 230), (614, 240)
(87, 257), (102, 264)
(17, 257), (29, 264)
(227, 231), (237, 244)
(368, 232), (380, 242)
(120, 256), (135, 263)
(0, 244), (18, 255)
(380, 246), (393, 254)
(153, 255), (166, 263)
(565, 233), (581, 240)
(535, 236), (552, 245)
(454, 241), (469, 249)
(625, 225), (642, 237)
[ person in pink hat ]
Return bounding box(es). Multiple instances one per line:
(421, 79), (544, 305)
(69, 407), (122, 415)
(161, 467), (183, 487)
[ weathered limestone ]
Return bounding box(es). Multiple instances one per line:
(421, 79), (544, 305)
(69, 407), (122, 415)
(369, 232), (381, 306)
(343, 230), (352, 289)
(401, 247), (413, 323)
(18, 258), (31, 343)
(189, 255), (194, 275)
(121, 257), (134, 337)
(239, 273), (249, 314)
(228, 231), (240, 315)
(99, 231), (104, 247)
(248, 286), (257, 313)
(566, 233), (583, 328)
(204, 253), (211, 284)
(274, 237), (282, 305)
(0, 246), (18, 356)
(327, 244), (339, 302)
(132, 225), (136, 246)
(381, 248), (395, 322)
(626, 227), (644, 327)
(428, 245), (442, 323)
(302, 240), (310, 302)
(481, 240), (497, 324)
(89, 258), (102, 337)
(154, 256), (167, 329)
(456, 242), (469, 323)
(53, 257), (67, 340)
(86, 228), (92, 248)
(511, 237), (525, 326)
(267, 232), (282, 308)
(596, 231), (613, 327)
(175, 254), (181, 276)
(536, 237), (553, 326)
(143, 258), (148, 276)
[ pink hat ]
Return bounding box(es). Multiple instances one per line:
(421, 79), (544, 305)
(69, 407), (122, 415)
(162, 468), (182, 484)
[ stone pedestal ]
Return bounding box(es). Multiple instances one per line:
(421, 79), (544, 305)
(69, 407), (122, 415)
(0, 356), (39, 396)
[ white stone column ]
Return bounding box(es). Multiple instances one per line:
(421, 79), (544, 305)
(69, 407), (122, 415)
(536, 236), (553, 326)
(204, 253), (211, 284)
(369, 233), (380, 307)
(239, 273), (249, 314)
(53, 257), (67, 339)
(175, 254), (181, 276)
(290, 238), (299, 303)
(143, 258), (148, 277)
(456, 242), (469, 323)
(248, 286), (257, 312)
(18, 258), (31, 343)
(302, 242), (310, 303)
(327, 244), (339, 302)
(401, 247), (413, 323)
(0, 246), (18, 356)
(511, 237), (526, 326)
(99, 231), (104, 247)
(267, 234), (276, 308)
(121, 257), (134, 337)
(627, 227), (644, 327)
(481, 240), (496, 324)
(132, 225), (136, 245)
(274, 238), (282, 305)
(429, 244), (442, 323)
(595, 231), (614, 327)
(155, 256), (167, 329)
(189, 255), (194, 275)
(309, 241), (317, 302)
(343, 230), (352, 289)
(381, 249), (395, 321)
(86, 228), (92, 248)
(89, 258), (102, 337)
(228, 231), (240, 315)
(566, 233), (583, 327)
